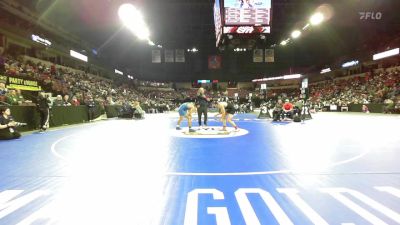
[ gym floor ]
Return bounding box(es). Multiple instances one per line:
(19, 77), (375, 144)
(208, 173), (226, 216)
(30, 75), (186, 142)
(0, 112), (399, 225)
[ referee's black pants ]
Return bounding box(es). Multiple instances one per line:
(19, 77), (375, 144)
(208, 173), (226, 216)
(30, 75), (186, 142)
(197, 106), (208, 126)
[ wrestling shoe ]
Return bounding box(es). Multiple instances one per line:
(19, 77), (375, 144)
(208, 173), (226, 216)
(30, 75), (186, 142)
(189, 128), (196, 133)
(176, 127), (182, 130)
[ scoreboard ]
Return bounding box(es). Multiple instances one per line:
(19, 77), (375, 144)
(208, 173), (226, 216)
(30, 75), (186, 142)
(224, 2), (271, 26)
(214, 0), (272, 46)
(225, 9), (270, 25)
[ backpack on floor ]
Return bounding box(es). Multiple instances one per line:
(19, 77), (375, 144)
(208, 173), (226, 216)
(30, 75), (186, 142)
(293, 115), (301, 122)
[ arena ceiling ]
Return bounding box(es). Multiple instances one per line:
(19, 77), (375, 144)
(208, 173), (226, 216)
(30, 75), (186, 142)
(13, 0), (400, 81)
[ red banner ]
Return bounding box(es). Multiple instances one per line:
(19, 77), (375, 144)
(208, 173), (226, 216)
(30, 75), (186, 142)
(208, 55), (222, 69)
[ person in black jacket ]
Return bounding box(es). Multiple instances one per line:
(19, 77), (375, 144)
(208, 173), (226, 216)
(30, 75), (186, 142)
(36, 91), (51, 132)
(0, 106), (22, 140)
(86, 96), (97, 122)
(196, 88), (209, 128)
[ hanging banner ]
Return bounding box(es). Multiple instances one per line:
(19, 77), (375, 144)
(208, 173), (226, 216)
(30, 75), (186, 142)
(165, 49), (174, 63)
(152, 50), (161, 63)
(208, 55), (222, 69)
(1, 75), (42, 91)
(253, 49), (263, 62)
(175, 49), (185, 63)
(265, 48), (274, 62)
(302, 78), (309, 88)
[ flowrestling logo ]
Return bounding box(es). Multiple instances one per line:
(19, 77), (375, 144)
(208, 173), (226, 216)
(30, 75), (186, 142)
(359, 11), (382, 20)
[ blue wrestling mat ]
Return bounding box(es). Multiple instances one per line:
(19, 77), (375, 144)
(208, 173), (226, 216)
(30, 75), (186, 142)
(0, 112), (399, 225)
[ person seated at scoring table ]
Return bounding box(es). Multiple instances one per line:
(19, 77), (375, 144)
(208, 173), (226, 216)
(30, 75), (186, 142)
(282, 99), (294, 119)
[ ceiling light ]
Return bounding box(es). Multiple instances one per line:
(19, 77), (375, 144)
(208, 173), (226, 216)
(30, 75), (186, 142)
(373, 48), (400, 60)
(310, 12), (324, 26)
(118, 4), (150, 40)
(320, 68), (331, 74)
(302, 23), (310, 30)
(291, 30), (301, 39)
(115, 69), (123, 75)
(283, 74), (302, 79)
(342, 60), (359, 68)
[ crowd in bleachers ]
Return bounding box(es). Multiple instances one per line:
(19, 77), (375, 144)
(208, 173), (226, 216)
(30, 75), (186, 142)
(266, 88), (300, 100)
(0, 54), (177, 113)
(309, 68), (400, 113)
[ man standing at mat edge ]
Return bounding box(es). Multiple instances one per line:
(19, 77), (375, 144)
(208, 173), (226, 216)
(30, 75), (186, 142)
(196, 87), (209, 128)
(176, 102), (196, 132)
(36, 91), (51, 132)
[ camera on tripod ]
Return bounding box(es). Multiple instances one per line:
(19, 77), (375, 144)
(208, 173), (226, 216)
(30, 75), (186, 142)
(8, 116), (27, 127)
(14, 122), (27, 127)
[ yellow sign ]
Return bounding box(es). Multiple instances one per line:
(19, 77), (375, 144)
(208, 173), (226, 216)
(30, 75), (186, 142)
(7, 84), (42, 91)
(1, 75), (42, 91)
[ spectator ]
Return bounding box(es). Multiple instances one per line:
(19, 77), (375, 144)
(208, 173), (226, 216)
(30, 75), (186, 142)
(53, 95), (64, 106)
(272, 99), (283, 121)
(70, 96), (80, 106)
(106, 96), (115, 105)
(394, 98), (400, 113)
(362, 104), (370, 113)
(294, 99), (304, 116)
(15, 89), (26, 105)
(0, 47), (5, 73)
(6, 89), (19, 105)
(119, 101), (134, 118)
(86, 96), (96, 121)
(383, 98), (394, 114)
(50, 64), (56, 76)
(63, 95), (71, 106)
(0, 82), (7, 96)
(133, 101), (144, 119)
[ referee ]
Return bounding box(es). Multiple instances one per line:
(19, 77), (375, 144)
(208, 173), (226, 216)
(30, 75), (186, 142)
(196, 87), (209, 128)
